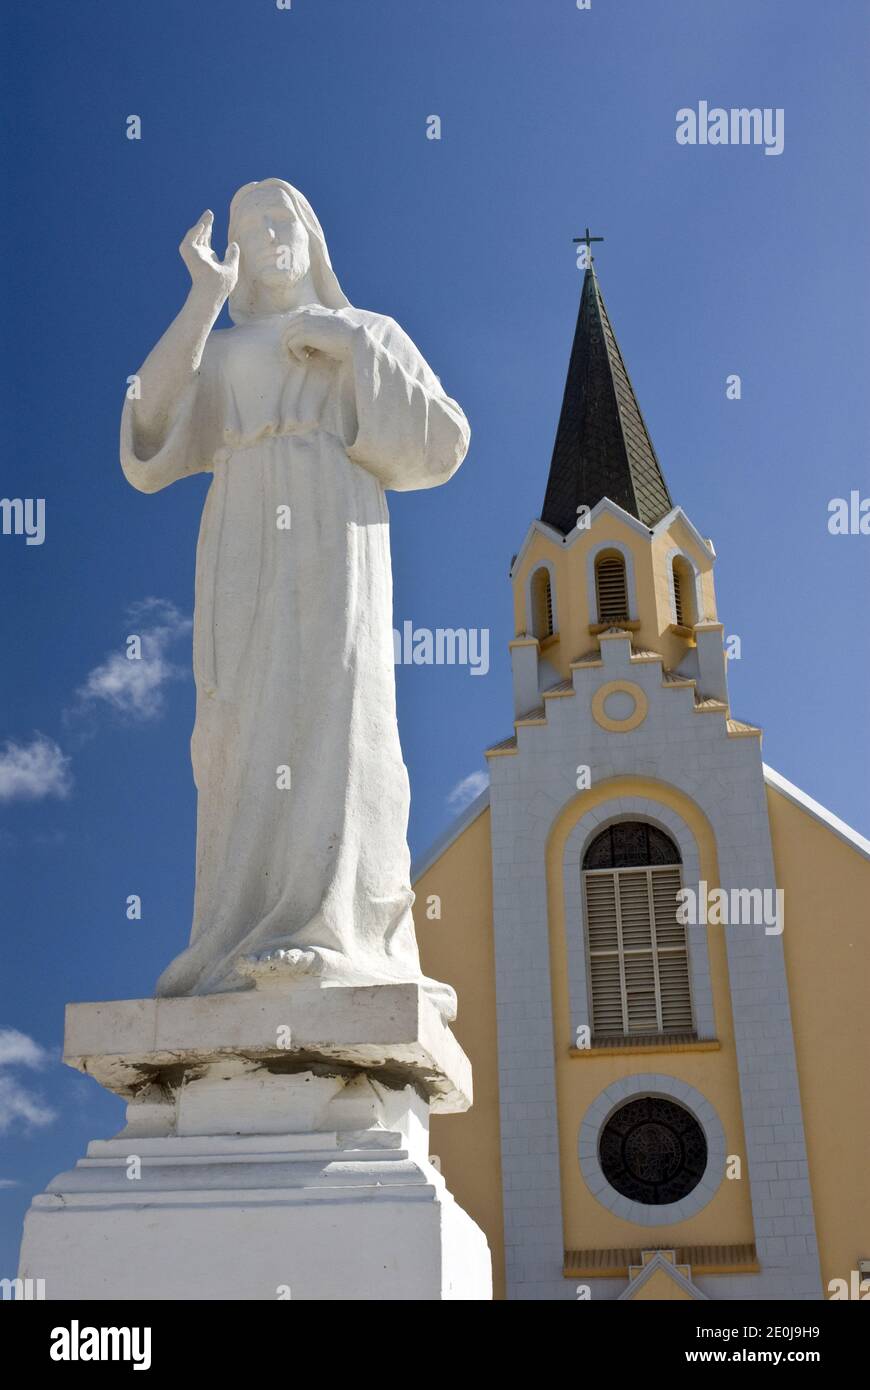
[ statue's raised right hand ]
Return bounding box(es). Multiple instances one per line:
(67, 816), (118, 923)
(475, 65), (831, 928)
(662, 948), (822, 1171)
(179, 210), (240, 302)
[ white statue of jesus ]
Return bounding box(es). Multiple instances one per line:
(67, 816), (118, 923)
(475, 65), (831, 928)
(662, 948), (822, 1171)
(121, 179), (469, 1019)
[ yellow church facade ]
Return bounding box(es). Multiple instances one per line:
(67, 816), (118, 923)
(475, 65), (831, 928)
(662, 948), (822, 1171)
(414, 264), (870, 1301)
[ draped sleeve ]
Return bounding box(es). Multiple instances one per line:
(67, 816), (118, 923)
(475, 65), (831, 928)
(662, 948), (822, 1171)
(120, 345), (222, 494)
(345, 313), (470, 492)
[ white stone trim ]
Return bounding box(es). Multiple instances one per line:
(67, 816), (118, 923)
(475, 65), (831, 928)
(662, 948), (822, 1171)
(581, 497), (652, 540)
(578, 1074), (727, 1226)
(524, 558), (560, 638)
(562, 797), (716, 1043)
(651, 505), (716, 558)
(587, 539), (638, 624)
(617, 1250), (709, 1301)
(763, 764), (870, 860)
(509, 498), (651, 579)
(509, 518), (567, 577)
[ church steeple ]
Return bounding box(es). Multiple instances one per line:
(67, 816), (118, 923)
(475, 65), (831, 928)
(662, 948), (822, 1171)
(541, 266), (673, 533)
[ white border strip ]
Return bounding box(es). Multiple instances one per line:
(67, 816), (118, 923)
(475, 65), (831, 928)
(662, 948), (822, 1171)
(618, 1250), (709, 1301)
(763, 764), (870, 861)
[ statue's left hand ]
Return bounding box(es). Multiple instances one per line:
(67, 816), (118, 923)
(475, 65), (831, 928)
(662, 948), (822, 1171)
(283, 308), (358, 365)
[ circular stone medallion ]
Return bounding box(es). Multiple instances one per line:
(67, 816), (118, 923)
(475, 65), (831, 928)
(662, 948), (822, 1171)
(591, 680), (648, 732)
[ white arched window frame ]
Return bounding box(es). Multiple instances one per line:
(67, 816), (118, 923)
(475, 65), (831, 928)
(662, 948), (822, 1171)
(586, 540), (638, 626)
(524, 560), (559, 639)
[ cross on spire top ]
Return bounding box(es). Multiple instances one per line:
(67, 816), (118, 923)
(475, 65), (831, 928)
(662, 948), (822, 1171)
(573, 226), (604, 265)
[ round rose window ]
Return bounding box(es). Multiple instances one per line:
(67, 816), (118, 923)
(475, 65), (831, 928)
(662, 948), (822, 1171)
(598, 1096), (707, 1205)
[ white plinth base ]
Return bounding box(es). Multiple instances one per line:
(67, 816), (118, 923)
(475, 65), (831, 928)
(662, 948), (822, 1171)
(20, 1123), (491, 1301)
(19, 985), (492, 1301)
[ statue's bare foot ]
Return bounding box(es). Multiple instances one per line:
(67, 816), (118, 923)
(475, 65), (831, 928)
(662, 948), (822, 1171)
(237, 947), (323, 984)
(234, 947), (457, 1022)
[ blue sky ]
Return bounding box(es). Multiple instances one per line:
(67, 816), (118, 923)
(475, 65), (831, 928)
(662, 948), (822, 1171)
(1, 0), (867, 1275)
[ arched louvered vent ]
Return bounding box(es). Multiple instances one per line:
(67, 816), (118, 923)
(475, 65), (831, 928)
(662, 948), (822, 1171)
(673, 566), (685, 626)
(595, 552), (629, 624)
(672, 556), (696, 629)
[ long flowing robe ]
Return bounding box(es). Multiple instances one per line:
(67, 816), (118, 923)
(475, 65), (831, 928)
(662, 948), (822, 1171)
(121, 306), (469, 1008)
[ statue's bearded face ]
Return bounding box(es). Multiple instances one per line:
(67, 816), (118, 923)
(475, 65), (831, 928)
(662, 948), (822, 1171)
(233, 189), (311, 304)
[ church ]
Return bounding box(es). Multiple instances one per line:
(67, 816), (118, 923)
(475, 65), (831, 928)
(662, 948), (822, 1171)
(414, 256), (870, 1301)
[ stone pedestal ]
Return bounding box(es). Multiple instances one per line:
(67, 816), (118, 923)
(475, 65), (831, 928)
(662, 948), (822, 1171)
(19, 984), (492, 1300)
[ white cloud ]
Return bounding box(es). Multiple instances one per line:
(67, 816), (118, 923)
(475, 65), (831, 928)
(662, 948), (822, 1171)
(0, 1179), (18, 1189)
(0, 599), (190, 819)
(0, 1030), (49, 1068)
(0, 1077), (55, 1133)
(446, 769), (489, 813)
(0, 735), (72, 804)
(73, 597), (192, 722)
(0, 1028), (56, 1136)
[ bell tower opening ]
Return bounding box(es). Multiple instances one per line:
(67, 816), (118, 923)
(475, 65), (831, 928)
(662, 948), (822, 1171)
(531, 566), (555, 640)
(595, 550), (629, 625)
(671, 556), (696, 630)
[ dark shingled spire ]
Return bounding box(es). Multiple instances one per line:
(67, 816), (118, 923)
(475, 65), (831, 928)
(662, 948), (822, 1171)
(541, 267), (673, 533)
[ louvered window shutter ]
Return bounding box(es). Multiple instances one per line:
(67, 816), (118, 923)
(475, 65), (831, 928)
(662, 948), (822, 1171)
(584, 864), (693, 1037)
(531, 568), (554, 639)
(595, 554), (628, 623)
(673, 566), (685, 626)
(653, 868), (694, 1030)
